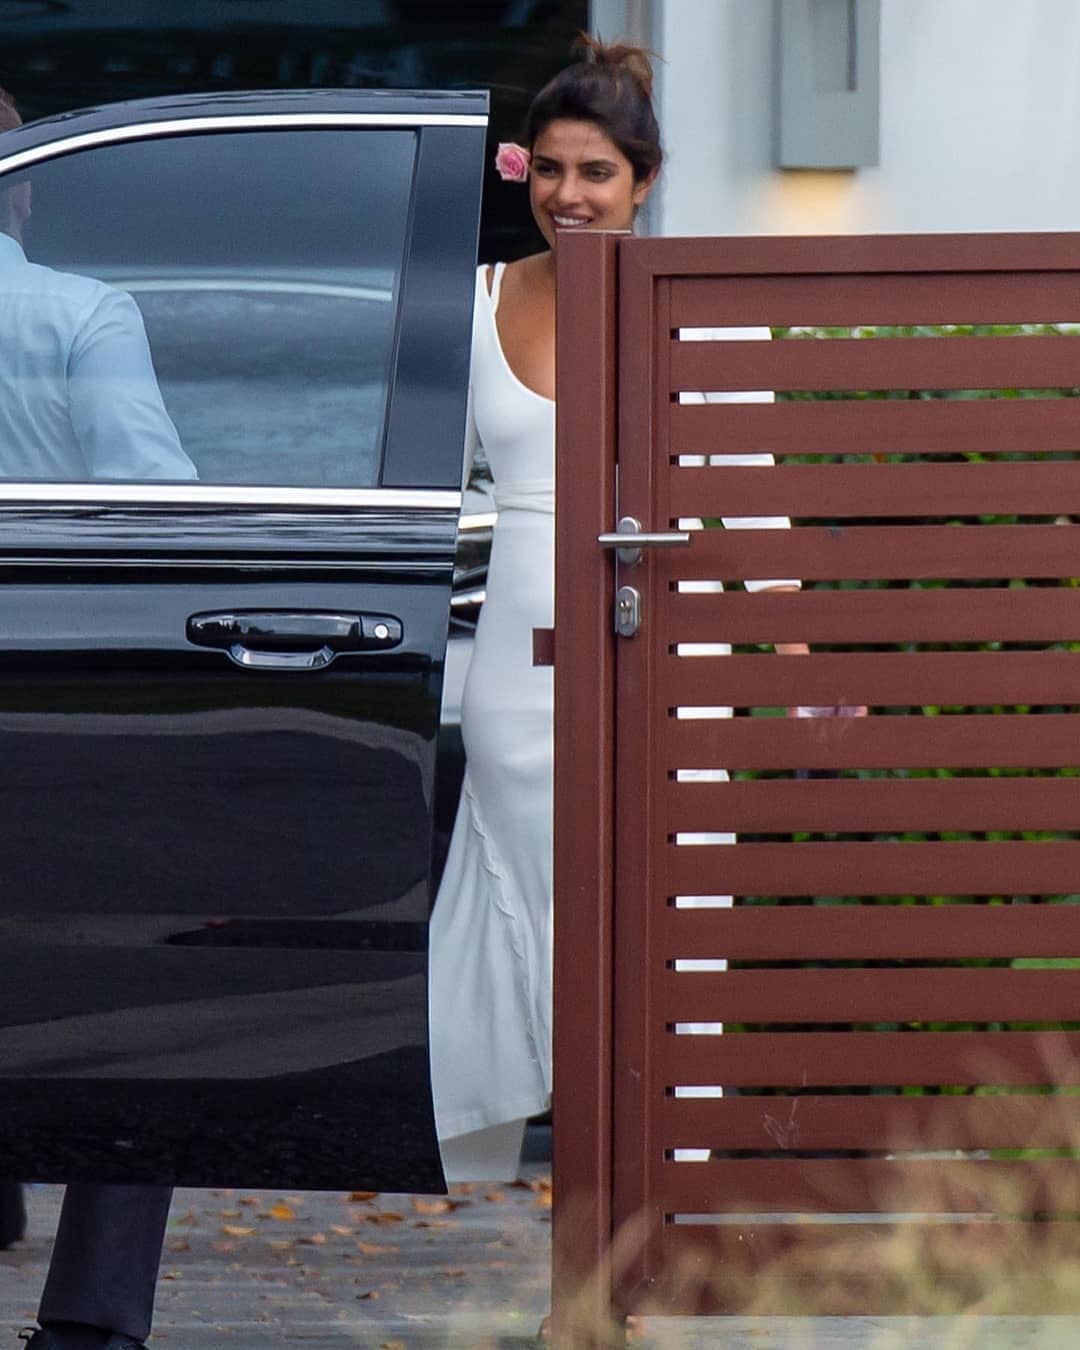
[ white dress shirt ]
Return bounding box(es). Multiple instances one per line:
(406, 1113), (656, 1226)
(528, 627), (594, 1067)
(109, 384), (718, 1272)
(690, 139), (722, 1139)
(0, 232), (196, 480)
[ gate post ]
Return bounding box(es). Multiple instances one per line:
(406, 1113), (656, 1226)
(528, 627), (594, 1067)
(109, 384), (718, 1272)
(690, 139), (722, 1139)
(551, 231), (622, 1347)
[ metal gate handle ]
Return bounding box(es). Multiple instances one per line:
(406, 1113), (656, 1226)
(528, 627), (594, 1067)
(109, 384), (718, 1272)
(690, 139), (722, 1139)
(597, 515), (692, 566)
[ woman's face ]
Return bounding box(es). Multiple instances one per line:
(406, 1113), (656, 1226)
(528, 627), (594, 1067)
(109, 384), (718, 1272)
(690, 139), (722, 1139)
(528, 117), (655, 251)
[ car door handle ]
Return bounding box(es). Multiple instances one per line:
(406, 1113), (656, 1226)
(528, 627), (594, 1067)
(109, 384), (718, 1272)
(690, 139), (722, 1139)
(187, 610), (403, 672)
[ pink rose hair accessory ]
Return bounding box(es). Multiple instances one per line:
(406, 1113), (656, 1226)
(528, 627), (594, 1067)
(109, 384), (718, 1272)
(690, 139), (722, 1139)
(495, 142), (530, 183)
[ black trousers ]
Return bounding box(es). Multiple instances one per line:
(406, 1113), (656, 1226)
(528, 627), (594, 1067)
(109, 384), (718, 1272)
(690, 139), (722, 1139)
(38, 1185), (173, 1342)
(0, 1180), (25, 1248)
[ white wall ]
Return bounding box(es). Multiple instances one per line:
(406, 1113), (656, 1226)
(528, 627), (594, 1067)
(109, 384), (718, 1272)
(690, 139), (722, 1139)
(648, 0), (1080, 236)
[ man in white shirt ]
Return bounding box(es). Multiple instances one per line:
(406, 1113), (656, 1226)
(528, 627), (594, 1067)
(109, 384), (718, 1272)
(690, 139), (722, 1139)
(2, 89), (176, 1350)
(0, 108), (195, 482)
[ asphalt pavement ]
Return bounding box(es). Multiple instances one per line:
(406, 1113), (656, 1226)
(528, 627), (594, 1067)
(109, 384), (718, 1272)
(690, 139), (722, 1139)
(4, 1174), (1080, 1348)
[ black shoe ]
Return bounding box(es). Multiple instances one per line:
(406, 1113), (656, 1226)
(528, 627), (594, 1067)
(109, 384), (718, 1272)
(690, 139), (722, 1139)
(19, 1330), (147, 1350)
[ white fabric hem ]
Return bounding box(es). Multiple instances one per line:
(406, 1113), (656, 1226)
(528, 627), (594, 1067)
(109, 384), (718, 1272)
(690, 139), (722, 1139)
(438, 1091), (551, 1143)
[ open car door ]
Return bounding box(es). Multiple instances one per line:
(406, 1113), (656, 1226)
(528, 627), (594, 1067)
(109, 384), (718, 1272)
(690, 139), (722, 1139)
(0, 89), (485, 1191)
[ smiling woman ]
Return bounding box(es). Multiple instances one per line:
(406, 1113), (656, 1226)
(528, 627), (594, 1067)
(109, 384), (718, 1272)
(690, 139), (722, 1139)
(428, 35), (665, 1186)
(529, 117), (655, 247)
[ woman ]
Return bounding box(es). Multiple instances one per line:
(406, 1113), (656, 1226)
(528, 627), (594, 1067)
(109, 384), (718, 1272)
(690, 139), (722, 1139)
(429, 36), (662, 1184)
(429, 36), (814, 1185)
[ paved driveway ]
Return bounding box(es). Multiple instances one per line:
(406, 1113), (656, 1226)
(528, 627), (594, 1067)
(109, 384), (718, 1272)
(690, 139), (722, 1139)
(4, 1174), (1080, 1348)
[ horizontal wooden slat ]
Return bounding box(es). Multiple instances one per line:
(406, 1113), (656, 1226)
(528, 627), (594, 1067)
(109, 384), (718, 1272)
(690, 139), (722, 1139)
(661, 1093), (1080, 1152)
(661, 967), (1080, 1023)
(670, 524), (1080, 581)
(666, 840), (1080, 897)
(663, 1031), (1080, 1088)
(659, 1158), (1080, 1215)
(665, 651), (1080, 708)
(666, 777), (1080, 833)
(671, 334), (1080, 395)
(648, 231), (1080, 277)
(646, 232), (1080, 278)
(666, 712), (1080, 770)
(668, 463), (1080, 520)
(661, 901), (1080, 960)
(668, 587), (1080, 645)
(671, 394), (1080, 457)
(669, 267), (1080, 328)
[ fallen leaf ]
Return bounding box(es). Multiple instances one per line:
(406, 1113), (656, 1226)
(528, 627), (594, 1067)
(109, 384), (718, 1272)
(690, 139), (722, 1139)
(160, 1270), (182, 1281)
(412, 1196), (470, 1216)
(269, 1203), (297, 1221)
(356, 1241), (400, 1256)
(348, 1190), (379, 1203)
(173, 1209), (199, 1227)
(363, 1212), (405, 1226)
(355, 1289), (380, 1301)
(268, 1240), (293, 1252)
(221, 1225), (255, 1237)
(220, 1208), (241, 1218)
(413, 1218), (456, 1229)
(300, 1232), (328, 1245)
(211, 1241), (237, 1254)
(531, 1177), (553, 1209)
(239, 1195), (261, 1207)
(165, 1239), (190, 1253)
(411, 1197), (451, 1215)
(484, 1190), (505, 1204)
(380, 1341), (406, 1349)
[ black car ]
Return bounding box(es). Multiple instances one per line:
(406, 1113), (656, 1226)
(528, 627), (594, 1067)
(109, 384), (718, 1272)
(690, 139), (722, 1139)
(0, 89), (487, 1194)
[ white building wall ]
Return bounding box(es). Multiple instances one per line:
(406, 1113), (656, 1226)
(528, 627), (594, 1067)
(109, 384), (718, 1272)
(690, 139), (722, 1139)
(594, 0), (1080, 236)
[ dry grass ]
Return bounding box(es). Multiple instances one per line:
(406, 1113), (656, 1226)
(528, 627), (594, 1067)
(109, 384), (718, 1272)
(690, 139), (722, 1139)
(549, 1082), (1080, 1346)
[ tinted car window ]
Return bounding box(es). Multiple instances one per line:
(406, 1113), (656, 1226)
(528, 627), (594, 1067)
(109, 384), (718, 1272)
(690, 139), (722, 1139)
(1, 128), (416, 485)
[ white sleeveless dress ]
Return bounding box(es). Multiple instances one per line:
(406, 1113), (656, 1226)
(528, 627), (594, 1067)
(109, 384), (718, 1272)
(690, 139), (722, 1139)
(430, 263), (556, 1179)
(429, 265), (796, 1181)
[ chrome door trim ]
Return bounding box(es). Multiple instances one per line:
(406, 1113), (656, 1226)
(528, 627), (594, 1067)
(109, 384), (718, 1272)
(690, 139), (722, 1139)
(0, 113), (487, 176)
(0, 485), (462, 510)
(458, 511), (498, 532)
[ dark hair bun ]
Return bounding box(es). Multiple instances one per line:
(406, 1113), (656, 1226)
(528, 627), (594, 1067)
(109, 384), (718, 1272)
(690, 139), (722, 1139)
(573, 33), (657, 101)
(525, 33), (662, 183)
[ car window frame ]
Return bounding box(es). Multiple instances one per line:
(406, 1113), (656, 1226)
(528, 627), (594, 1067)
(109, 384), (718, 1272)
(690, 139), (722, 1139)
(0, 101), (485, 506)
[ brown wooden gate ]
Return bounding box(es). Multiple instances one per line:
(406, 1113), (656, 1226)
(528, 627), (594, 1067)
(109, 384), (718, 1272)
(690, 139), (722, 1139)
(552, 231), (1080, 1342)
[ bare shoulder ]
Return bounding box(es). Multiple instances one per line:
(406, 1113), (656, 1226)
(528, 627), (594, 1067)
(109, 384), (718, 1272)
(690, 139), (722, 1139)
(500, 252), (552, 307)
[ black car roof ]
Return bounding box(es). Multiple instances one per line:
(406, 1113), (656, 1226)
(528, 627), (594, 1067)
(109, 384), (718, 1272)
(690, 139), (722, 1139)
(0, 87), (488, 156)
